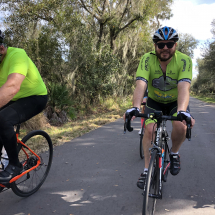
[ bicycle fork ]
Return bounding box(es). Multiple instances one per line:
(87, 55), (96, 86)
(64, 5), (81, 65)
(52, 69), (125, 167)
(145, 146), (163, 200)
(149, 145), (169, 199)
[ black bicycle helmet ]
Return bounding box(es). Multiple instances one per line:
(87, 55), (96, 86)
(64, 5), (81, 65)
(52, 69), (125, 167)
(0, 30), (5, 43)
(152, 26), (179, 43)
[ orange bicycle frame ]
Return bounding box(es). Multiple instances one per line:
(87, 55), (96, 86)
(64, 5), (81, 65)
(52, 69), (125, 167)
(0, 133), (41, 187)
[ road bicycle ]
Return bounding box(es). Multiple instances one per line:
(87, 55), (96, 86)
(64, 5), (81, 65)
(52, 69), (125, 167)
(124, 111), (191, 215)
(0, 124), (53, 197)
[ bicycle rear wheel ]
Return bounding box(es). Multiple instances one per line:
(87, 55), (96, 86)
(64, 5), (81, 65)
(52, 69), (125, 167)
(142, 150), (159, 215)
(11, 130), (53, 197)
(140, 126), (144, 159)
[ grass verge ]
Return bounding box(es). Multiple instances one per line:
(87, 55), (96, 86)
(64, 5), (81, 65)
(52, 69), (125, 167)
(20, 97), (132, 147)
(191, 93), (215, 103)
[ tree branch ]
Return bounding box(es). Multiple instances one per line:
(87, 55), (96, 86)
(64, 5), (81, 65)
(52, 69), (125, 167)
(102, 0), (107, 13)
(116, 15), (140, 38)
(119, 0), (130, 26)
(79, 0), (101, 21)
(106, 0), (111, 15)
(96, 6), (102, 15)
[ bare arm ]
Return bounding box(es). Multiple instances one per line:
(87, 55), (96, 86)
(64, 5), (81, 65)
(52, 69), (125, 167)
(133, 80), (147, 110)
(0, 73), (25, 108)
(177, 81), (190, 112)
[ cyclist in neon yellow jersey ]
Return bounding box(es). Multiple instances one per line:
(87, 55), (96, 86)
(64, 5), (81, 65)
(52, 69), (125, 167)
(0, 30), (48, 182)
(124, 26), (195, 189)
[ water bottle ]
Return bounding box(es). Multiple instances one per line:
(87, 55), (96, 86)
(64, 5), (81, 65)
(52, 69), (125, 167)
(1, 147), (9, 169)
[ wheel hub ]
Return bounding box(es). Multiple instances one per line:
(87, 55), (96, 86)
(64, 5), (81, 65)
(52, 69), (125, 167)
(27, 156), (38, 168)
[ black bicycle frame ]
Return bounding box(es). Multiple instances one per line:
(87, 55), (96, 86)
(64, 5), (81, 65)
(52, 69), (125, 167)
(149, 118), (169, 199)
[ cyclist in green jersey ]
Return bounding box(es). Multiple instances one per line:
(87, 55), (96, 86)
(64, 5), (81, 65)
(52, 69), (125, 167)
(0, 30), (48, 182)
(124, 26), (195, 189)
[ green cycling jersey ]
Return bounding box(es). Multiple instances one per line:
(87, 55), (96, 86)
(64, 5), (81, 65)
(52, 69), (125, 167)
(136, 50), (192, 104)
(0, 47), (47, 101)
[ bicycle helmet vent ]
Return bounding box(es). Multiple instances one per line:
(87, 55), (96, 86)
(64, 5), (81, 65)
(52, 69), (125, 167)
(152, 26), (179, 43)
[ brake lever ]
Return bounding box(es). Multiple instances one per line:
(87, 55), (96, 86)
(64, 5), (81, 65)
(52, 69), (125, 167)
(186, 117), (191, 141)
(125, 113), (133, 132)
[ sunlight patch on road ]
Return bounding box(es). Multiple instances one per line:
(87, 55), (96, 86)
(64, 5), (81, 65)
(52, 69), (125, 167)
(156, 198), (215, 215)
(77, 142), (96, 146)
(51, 191), (117, 206)
(78, 143), (96, 146)
(160, 207), (215, 215)
(51, 190), (92, 206)
(90, 194), (117, 201)
(204, 105), (215, 107)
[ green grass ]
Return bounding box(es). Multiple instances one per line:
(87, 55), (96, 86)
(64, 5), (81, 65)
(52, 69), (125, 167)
(191, 93), (215, 103)
(36, 96), (133, 146)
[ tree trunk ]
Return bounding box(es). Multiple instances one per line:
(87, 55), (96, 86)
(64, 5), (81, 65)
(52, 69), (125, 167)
(110, 27), (115, 50)
(97, 23), (104, 50)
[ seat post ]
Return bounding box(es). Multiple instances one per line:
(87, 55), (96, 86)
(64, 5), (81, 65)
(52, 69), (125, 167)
(15, 124), (21, 134)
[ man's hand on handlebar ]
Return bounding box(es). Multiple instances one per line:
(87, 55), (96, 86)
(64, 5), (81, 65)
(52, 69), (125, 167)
(123, 107), (140, 121)
(123, 107), (140, 132)
(177, 111), (195, 128)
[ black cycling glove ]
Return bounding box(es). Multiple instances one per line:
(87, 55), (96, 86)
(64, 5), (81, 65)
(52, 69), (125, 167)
(177, 111), (191, 122)
(125, 107), (140, 118)
(124, 107), (140, 132)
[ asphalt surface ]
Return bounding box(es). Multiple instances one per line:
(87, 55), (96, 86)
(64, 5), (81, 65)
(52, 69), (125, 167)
(1, 97), (215, 215)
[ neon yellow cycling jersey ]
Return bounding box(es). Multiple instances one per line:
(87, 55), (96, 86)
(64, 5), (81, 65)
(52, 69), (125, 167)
(136, 50), (192, 104)
(0, 47), (47, 101)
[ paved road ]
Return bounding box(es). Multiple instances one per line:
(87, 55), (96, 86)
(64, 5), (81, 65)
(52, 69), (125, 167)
(1, 97), (215, 215)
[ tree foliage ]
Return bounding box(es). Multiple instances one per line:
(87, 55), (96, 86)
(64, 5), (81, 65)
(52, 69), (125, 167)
(191, 20), (215, 95)
(177, 33), (198, 58)
(77, 0), (173, 49)
(0, 0), (181, 119)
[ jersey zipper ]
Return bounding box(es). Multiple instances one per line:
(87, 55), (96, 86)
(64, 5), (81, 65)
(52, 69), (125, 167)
(159, 64), (168, 100)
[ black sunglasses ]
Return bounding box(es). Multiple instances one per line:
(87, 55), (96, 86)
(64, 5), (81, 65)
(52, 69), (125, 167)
(156, 42), (175, 49)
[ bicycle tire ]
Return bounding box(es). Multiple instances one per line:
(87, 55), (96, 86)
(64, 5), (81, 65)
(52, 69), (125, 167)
(162, 140), (170, 182)
(11, 130), (53, 197)
(142, 150), (159, 215)
(140, 126), (144, 159)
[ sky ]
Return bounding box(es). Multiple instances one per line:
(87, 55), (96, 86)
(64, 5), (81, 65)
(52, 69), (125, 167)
(162, 0), (215, 78)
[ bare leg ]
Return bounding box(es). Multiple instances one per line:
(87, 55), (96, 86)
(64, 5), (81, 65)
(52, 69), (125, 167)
(142, 123), (156, 168)
(171, 121), (186, 153)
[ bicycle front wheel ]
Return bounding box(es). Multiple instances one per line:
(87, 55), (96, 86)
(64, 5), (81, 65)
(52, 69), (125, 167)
(162, 141), (170, 182)
(142, 150), (159, 215)
(11, 130), (53, 197)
